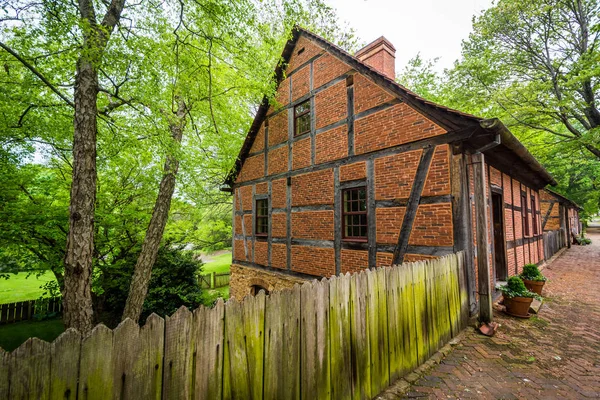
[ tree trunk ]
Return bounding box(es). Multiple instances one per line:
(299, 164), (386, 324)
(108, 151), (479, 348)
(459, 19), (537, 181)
(61, 0), (126, 334)
(62, 59), (98, 334)
(121, 101), (187, 322)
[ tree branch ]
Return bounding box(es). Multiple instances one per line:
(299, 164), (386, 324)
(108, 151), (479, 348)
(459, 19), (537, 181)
(0, 41), (75, 108)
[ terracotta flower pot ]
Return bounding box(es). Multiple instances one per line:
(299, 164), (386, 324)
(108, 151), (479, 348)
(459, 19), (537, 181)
(504, 296), (533, 318)
(522, 279), (545, 296)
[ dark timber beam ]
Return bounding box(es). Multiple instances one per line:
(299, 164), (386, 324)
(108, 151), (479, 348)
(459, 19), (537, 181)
(541, 201), (555, 231)
(393, 146), (435, 264)
(472, 153), (493, 323)
(451, 149), (477, 315)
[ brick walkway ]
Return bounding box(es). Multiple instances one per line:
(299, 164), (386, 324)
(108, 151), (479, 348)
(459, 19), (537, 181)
(400, 226), (600, 399)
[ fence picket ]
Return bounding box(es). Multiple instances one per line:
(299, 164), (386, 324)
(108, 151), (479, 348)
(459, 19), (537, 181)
(0, 349), (7, 399)
(386, 266), (403, 384)
(400, 264), (417, 374)
(8, 338), (51, 400)
(49, 329), (81, 399)
(349, 271), (370, 400)
(78, 324), (114, 400)
(162, 307), (193, 400)
(138, 314), (165, 400)
(301, 279), (331, 400)
(194, 300), (225, 400)
(0, 253), (471, 400)
(329, 274), (353, 399)
(367, 268), (389, 395)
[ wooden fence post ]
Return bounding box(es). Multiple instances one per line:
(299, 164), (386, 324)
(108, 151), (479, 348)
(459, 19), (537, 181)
(472, 153), (493, 323)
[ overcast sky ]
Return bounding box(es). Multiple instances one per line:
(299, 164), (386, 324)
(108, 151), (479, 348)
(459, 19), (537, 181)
(324, 0), (493, 72)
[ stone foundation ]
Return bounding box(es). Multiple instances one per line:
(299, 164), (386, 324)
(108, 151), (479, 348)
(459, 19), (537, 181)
(229, 264), (309, 300)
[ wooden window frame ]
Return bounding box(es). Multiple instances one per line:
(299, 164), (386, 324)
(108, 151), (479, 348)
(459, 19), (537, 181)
(255, 198), (269, 237)
(521, 193), (530, 237)
(342, 186), (368, 242)
(531, 197), (538, 235)
(294, 100), (311, 137)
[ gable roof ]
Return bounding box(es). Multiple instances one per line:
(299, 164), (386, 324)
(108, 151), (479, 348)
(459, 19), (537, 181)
(223, 26), (557, 189)
(544, 188), (582, 211)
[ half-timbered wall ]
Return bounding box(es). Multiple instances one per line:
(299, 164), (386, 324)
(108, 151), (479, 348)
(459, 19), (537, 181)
(467, 160), (544, 299)
(540, 190), (563, 232)
(230, 35), (455, 299)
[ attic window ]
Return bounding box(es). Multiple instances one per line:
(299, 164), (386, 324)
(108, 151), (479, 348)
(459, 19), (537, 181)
(294, 100), (311, 136)
(297, 47), (305, 55)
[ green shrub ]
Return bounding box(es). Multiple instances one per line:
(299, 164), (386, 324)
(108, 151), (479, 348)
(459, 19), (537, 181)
(95, 246), (208, 327)
(520, 264), (546, 282)
(497, 276), (539, 299)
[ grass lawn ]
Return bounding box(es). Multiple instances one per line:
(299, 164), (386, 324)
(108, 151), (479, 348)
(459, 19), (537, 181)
(0, 318), (65, 352)
(202, 252), (232, 274)
(209, 286), (230, 299)
(0, 271), (57, 303)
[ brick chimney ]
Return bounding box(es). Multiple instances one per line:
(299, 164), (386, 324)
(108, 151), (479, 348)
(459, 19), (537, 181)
(355, 37), (396, 80)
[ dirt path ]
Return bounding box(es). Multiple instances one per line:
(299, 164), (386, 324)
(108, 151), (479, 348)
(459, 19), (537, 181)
(398, 227), (600, 399)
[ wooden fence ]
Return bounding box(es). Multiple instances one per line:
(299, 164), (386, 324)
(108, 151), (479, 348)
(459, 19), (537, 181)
(0, 253), (469, 400)
(543, 228), (565, 260)
(198, 272), (230, 289)
(0, 297), (62, 325)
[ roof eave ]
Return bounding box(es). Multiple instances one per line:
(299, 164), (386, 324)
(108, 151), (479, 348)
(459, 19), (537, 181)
(479, 118), (557, 187)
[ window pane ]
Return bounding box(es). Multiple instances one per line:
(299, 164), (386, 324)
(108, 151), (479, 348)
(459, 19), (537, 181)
(295, 101), (310, 115)
(342, 187), (368, 239)
(296, 113), (310, 135)
(360, 225), (367, 237)
(358, 189), (366, 201)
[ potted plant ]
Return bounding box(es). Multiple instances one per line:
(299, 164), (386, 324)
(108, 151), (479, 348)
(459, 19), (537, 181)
(497, 276), (539, 318)
(519, 264), (547, 295)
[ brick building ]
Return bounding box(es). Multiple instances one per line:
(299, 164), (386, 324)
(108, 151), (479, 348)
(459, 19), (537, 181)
(223, 27), (564, 308)
(541, 188), (582, 246)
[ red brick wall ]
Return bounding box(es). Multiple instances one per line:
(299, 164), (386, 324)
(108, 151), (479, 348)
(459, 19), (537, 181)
(254, 241), (268, 266)
(315, 125), (347, 164)
(292, 137), (311, 170)
(374, 150), (421, 200)
(250, 124), (265, 153)
(291, 246), (335, 277)
(256, 182), (268, 194)
(409, 204), (453, 247)
(341, 249), (369, 273)
(268, 146), (288, 176)
(315, 81), (347, 129)
(271, 179), (286, 209)
(422, 145), (450, 196)
(291, 211), (334, 240)
(340, 162), (366, 182)
(234, 215), (242, 235)
(353, 74), (394, 113)
(288, 36), (323, 72)
(354, 103), (445, 155)
(376, 207), (405, 244)
(291, 66), (310, 102)
(236, 154), (264, 183)
(313, 53), (351, 89)
(271, 243), (287, 269)
(269, 77), (290, 113)
(268, 112), (288, 147)
(404, 254), (438, 262)
(271, 212), (287, 238)
(237, 186), (253, 211)
(291, 169), (334, 206)
(234, 239), (251, 262)
(376, 252), (394, 267)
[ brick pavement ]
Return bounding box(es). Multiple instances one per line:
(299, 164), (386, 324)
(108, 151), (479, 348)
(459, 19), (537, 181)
(399, 226), (600, 399)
